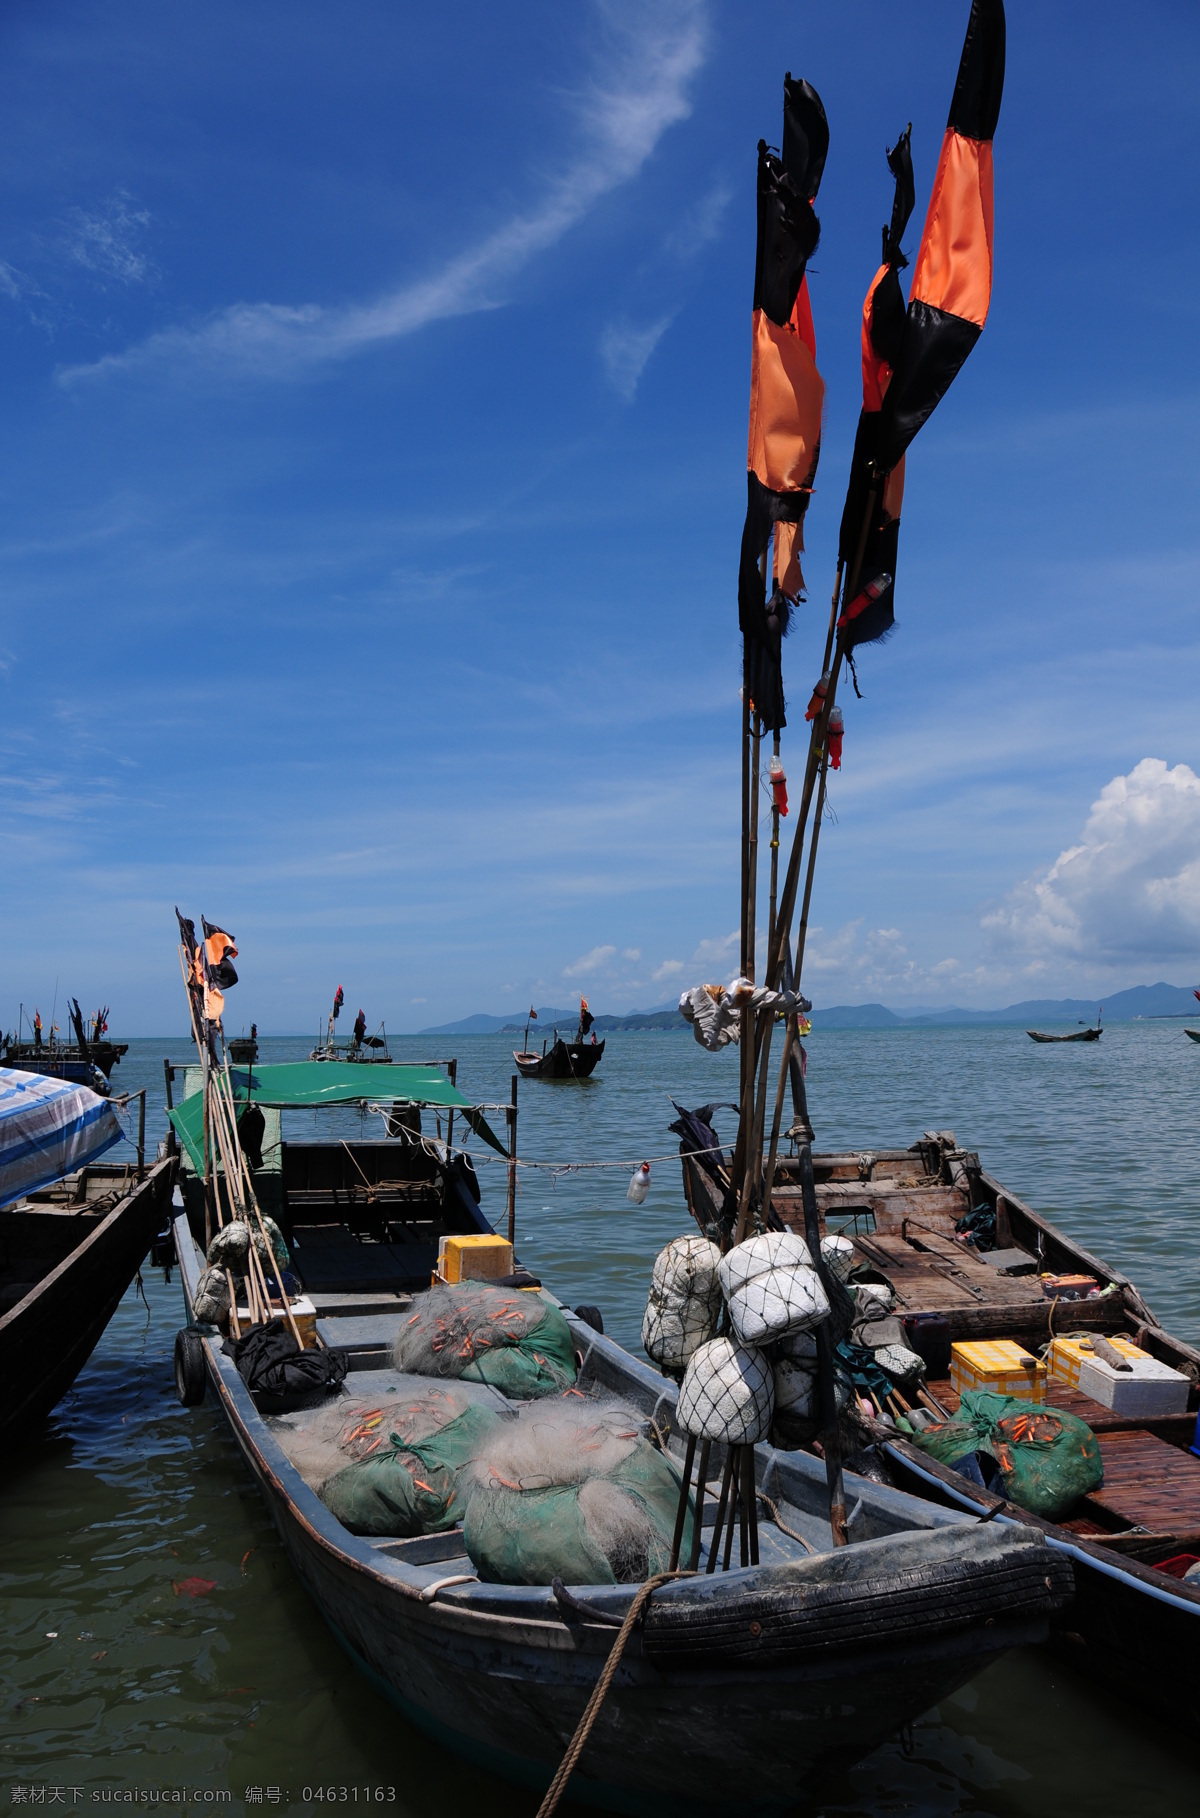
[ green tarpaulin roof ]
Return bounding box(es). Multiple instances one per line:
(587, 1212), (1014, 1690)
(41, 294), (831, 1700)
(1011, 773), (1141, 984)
(168, 1060), (505, 1172)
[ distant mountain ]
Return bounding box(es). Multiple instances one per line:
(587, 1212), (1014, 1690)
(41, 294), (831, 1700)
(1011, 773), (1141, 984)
(422, 982), (1197, 1038)
(808, 1003), (905, 1029)
(810, 982), (1197, 1029)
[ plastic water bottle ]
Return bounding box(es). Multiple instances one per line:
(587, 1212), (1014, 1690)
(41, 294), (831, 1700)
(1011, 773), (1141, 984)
(627, 1162), (651, 1205)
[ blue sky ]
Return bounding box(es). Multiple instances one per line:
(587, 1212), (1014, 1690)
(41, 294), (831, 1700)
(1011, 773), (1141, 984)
(2, 0), (1198, 1034)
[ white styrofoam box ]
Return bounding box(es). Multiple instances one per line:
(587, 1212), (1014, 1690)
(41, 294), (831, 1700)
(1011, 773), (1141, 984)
(718, 1231), (830, 1346)
(1078, 1351), (1190, 1417)
(676, 1337), (774, 1443)
(820, 1233), (855, 1282)
(642, 1236), (723, 1371)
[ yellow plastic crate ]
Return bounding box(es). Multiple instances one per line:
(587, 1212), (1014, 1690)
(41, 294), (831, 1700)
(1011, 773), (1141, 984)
(1047, 1333), (1145, 1390)
(949, 1339), (1046, 1401)
(436, 1233), (514, 1285)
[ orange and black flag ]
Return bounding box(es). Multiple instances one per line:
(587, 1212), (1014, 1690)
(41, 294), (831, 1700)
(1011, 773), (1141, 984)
(740, 77), (828, 732)
(839, 0), (1004, 651)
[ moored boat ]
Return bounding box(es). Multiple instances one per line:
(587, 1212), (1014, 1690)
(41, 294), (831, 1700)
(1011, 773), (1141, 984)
(167, 1061), (1069, 1813)
(678, 1122), (1200, 1729)
(0, 1068), (174, 1441)
(1027, 1026), (1102, 1043)
(514, 998), (605, 1080)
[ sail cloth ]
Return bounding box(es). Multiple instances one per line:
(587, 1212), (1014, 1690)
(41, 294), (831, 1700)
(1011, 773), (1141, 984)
(0, 1068), (122, 1209)
(739, 77), (829, 733)
(839, 0), (1005, 651)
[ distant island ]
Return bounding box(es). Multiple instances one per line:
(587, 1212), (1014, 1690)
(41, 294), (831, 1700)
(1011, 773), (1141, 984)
(419, 981), (1199, 1036)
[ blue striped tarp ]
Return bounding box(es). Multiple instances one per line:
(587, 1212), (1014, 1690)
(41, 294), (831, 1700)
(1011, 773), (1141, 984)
(0, 1068), (122, 1209)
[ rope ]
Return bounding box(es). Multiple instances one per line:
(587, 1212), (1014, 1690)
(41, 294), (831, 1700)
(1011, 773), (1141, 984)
(535, 1571), (686, 1818)
(756, 1490), (817, 1555)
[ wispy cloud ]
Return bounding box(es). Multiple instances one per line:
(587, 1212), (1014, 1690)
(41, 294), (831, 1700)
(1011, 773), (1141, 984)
(60, 190), (155, 287)
(563, 943), (617, 978)
(599, 312), (674, 400)
(59, 1), (708, 388)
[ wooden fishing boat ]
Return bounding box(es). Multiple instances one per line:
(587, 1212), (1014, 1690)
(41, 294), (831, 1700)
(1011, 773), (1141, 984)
(513, 1035), (605, 1080)
(227, 1027), (259, 1064)
(680, 1127), (1200, 1729)
(1185, 1029), (1200, 1044)
(168, 1072), (1069, 1814)
(1027, 1027), (1101, 1043)
(0, 1155), (175, 1442)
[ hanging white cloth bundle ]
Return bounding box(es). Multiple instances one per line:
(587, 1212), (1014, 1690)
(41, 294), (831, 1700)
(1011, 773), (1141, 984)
(717, 1231), (830, 1346)
(642, 1236), (723, 1372)
(676, 1337), (774, 1444)
(677, 978), (809, 1052)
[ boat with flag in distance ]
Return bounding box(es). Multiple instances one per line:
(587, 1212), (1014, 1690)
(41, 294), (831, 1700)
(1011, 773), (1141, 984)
(167, 1051), (1070, 1814)
(676, 1116), (1200, 1732)
(0, 1067), (174, 1442)
(309, 986), (395, 1063)
(513, 997), (605, 1080)
(1, 999), (128, 1095)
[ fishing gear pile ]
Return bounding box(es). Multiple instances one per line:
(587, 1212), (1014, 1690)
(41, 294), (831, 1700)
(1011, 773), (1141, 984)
(391, 1282), (577, 1399)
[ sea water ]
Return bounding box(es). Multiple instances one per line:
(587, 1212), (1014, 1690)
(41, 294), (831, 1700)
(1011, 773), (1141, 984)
(2, 1026), (1198, 1814)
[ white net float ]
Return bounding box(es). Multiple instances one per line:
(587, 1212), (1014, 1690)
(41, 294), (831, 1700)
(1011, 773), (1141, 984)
(820, 1233), (855, 1282)
(875, 1342), (928, 1387)
(772, 1355), (817, 1421)
(718, 1231), (830, 1346)
(676, 1337), (774, 1444)
(641, 1236), (723, 1371)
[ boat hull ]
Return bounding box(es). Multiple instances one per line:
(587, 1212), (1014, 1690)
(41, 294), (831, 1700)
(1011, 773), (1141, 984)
(0, 1157), (174, 1442)
(1026, 1028), (1101, 1042)
(173, 1202), (1066, 1815)
(514, 1037), (605, 1080)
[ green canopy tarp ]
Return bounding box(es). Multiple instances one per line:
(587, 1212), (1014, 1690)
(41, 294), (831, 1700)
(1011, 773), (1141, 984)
(168, 1060), (505, 1172)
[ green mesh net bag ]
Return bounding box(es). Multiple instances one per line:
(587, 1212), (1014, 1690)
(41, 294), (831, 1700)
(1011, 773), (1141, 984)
(320, 1400), (504, 1536)
(907, 1389), (1103, 1520)
(460, 1397), (692, 1585)
(391, 1283), (577, 1399)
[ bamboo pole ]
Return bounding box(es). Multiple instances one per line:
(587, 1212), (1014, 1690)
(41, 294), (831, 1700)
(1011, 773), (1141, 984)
(767, 731), (781, 960)
(506, 1074), (517, 1247)
(799, 1144), (847, 1546)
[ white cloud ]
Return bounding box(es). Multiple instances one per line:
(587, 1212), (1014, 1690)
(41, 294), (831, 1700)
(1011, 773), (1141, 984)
(59, 1), (707, 387)
(984, 758), (1200, 972)
(621, 946), (641, 960)
(61, 191), (154, 286)
(563, 943), (617, 977)
(410, 996), (428, 1003)
(652, 958), (684, 981)
(599, 312), (673, 400)
(663, 176), (732, 260)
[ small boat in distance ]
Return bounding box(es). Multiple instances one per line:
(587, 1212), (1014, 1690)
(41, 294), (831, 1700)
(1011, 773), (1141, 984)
(1186, 1029), (1200, 1044)
(1, 1000), (128, 1094)
(1028, 1008), (1102, 1043)
(228, 1023), (259, 1064)
(513, 998), (604, 1080)
(309, 988), (393, 1063)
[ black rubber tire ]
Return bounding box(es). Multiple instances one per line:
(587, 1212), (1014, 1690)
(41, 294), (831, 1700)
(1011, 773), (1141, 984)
(174, 1327), (207, 1407)
(574, 1304), (604, 1335)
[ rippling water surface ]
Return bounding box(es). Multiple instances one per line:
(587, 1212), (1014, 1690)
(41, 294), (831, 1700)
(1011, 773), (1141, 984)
(3, 1026), (1198, 1814)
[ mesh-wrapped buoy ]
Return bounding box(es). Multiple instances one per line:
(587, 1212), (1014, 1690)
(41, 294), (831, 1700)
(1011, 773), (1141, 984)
(820, 1233), (855, 1282)
(875, 1342), (927, 1387)
(718, 1231), (830, 1345)
(676, 1337), (773, 1443)
(642, 1236), (723, 1371)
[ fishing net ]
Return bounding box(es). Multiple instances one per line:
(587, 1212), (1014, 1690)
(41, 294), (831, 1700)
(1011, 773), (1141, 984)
(206, 1216), (290, 1272)
(676, 1336), (774, 1443)
(391, 1282), (577, 1399)
(906, 1389), (1103, 1520)
(717, 1231), (830, 1346)
(642, 1236), (723, 1372)
(271, 1386), (476, 1489)
(460, 1397), (691, 1586)
(321, 1401), (505, 1537)
(193, 1266), (230, 1325)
